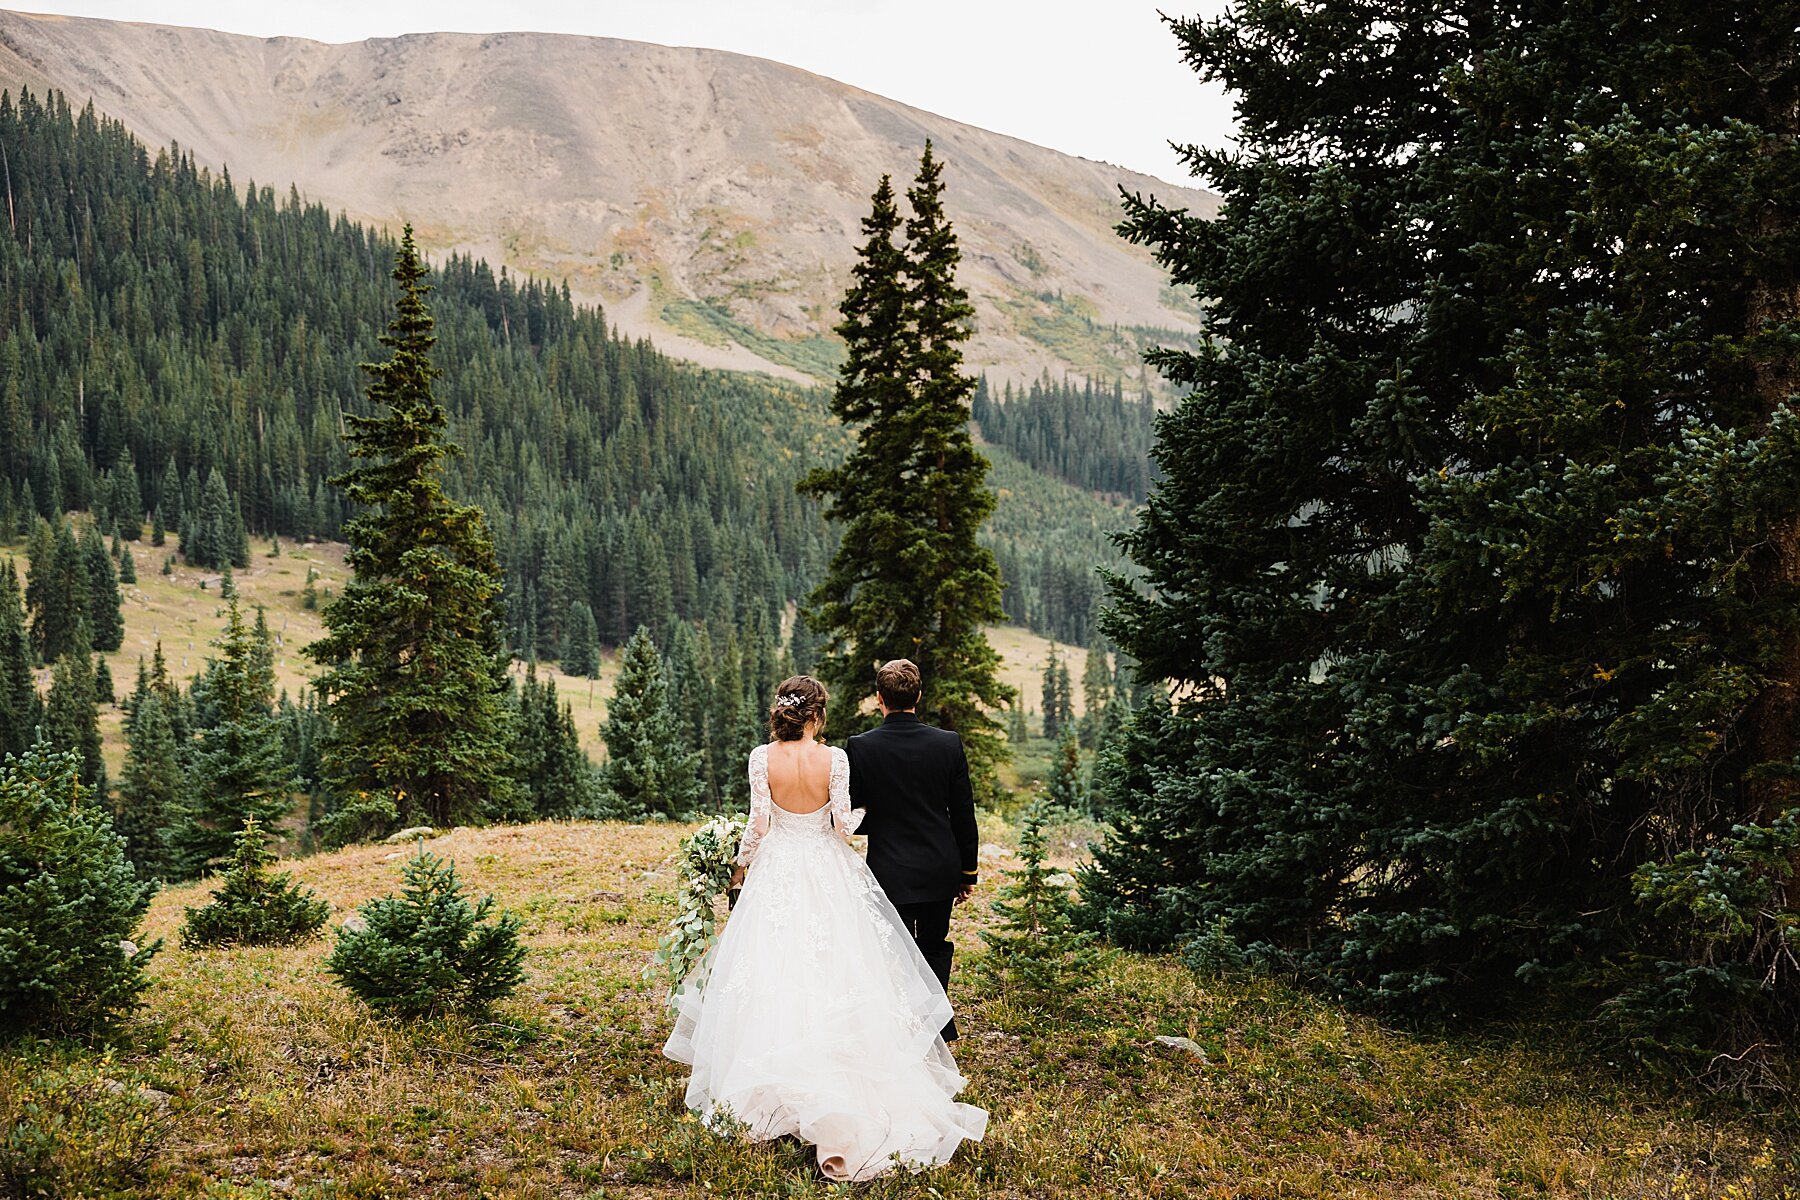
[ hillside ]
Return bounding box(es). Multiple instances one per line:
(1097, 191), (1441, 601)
(0, 86), (1136, 664)
(4, 819), (1792, 1197)
(0, 9), (1218, 390)
(1, 526), (1086, 778)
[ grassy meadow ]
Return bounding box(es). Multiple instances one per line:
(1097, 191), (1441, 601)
(0, 531), (1080, 774)
(7, 531), (1795, 1196)
(4, 817), (1796, 1199)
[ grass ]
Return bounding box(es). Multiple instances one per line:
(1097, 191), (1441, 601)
(3, 527), (1073, 776)
(659, 296), (846, 381)
(4, 819), (1795, 1198)
(1, 531), (622, 769)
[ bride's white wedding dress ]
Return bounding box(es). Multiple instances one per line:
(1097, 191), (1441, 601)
(663, 742), (988, 1181)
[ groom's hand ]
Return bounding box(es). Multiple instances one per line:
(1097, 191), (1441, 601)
(954, 884), (973, 905)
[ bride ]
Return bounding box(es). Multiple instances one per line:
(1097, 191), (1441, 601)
(662, 675), (988, 1180)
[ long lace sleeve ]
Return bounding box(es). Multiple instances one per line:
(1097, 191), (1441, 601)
(830, 747), (863, 839)
(737, 744), (772, 867)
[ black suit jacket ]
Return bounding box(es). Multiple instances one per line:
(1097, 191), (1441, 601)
(846, 711), (980, 906)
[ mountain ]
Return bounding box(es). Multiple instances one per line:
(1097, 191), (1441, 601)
(0, 9), (1218, 387)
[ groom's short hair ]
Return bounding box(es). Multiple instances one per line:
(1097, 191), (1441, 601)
(876, 659), (921, 710)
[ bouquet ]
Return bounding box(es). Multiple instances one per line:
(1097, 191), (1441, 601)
(646, 813), (749, 1002)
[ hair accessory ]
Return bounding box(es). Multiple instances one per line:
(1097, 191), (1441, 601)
(775, 693), (806, 708)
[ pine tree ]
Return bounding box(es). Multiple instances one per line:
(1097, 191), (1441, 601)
(1047, 731), (1084, 814)
(80, 521), (124, 653)
(117, 542), (136, 584)
(28, 519), (88, 663)
(175, 596), (292, 876)
(145, 641), (187, 745)
(187, 468), (236, 569)
(111, 454), (144, 542)
(787, 605), (822, 676)
(561, 600), (601, 678)
(979, 800), (1101, 1010)
(599, 625), (701, 820)
(511, 664), (595, 820)
(230, 497), (251, 568)
(0, 559), (39, 758)
(0, 745), (160, 1037)
(180, 817), (329, 948)
(93, 656), (114, 705)
(1042, 646), (1065, 741)
(1082, 1), (1800, 1064)
(800, 146), (1013, 792)
(1079, 638), (1112, 750)
(305, 226), (519, 830)
(1006, 701), (1029, 746)
(42, 622), (103, 789)
(115, 688), (183, 880)
(324, 847), (526, 1017)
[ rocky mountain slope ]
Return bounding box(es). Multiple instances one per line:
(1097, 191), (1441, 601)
(0, 9), (1217, 385)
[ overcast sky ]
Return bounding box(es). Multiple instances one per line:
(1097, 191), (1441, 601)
(16, 1), (1238, 186)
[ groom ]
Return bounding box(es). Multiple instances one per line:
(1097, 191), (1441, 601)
(847, 658), (980, 1041)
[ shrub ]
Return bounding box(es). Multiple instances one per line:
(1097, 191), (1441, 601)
(1181, 916), (1248, 979)
(324, 847), (525, 1017)
(179, 818), (330, 949)
(1601, 807), (1800, 1091)
(0, 747), (161, 1038)
(0, 1050), (168, 1197)
(312, 789), (400, 849)
(978, 800), (1103, 1009)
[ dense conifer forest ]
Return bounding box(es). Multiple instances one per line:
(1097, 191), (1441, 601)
(0, 88), (1139, 661)
(973, 374), (1157, 502)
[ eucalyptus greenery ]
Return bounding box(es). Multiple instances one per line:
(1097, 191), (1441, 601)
(646, 814), (748, 1003)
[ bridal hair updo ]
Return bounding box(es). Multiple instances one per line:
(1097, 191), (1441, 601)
(769, 675), (829, 741)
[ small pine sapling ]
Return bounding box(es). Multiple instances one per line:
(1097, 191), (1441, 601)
(180, 817), (330, 949)
(978, 800), (1103, 1010)
(324, 846), (525, 1017)
(0, 747), (161, 1036)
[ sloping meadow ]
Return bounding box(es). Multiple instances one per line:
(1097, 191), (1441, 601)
(3, 820), (1793, 1198)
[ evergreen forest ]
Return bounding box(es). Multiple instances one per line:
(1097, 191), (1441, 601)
(0, 88), (1135, 661)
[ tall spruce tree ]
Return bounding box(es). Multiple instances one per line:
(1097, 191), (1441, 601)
(186, 469), (240, 570)
(305, 226), (519, 830)
(801, 146), (1012, 791)
(599, 625), (701, 820)
(1078, 637), (1112, 750)
(116, 688), (182, 880)
(175, 595), (292, 876)
(81, 521), (123, 652)
(42, 621), (103, 789)
(0, 559), (38, 757)
(1082, 2), (1800, 1068)
(28, 518), (89, 663)
(511, 664), (594, 821)
(1041, 646), (1070, 741)
(1046, 731), (1084, 814)
(561, 600), (601, 678)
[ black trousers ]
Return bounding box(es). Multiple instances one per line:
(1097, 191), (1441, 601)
(893, 898), (958, 1041)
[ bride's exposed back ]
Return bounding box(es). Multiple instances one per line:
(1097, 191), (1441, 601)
(662, 674), (987, 1181)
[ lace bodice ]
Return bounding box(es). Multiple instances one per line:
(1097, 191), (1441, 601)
(736, 743), (863, 867)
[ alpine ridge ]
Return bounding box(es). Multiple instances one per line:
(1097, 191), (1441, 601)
(0, 8), (1218, 385)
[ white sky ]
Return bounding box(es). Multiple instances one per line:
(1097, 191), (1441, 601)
(15, 1), (1238, 187)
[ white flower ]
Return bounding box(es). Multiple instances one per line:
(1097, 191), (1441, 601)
(341, 913), (369, 935)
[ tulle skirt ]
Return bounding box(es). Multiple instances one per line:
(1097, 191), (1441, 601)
(662, 825), (987, 1181)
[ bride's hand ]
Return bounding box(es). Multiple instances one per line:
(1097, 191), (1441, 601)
(730, 865), (746, 889)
